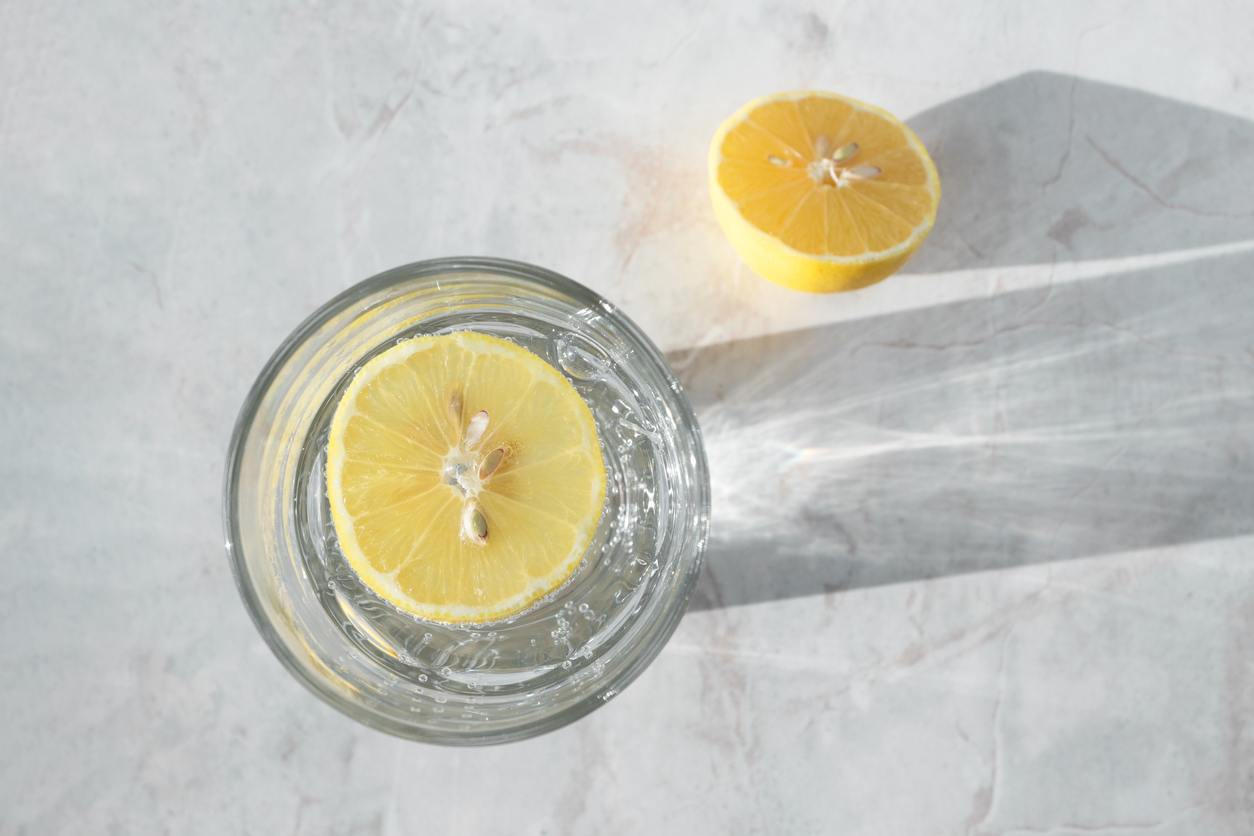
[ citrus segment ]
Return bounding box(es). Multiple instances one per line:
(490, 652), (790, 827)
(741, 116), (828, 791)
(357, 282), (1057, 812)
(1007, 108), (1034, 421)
(709, 90), (940, 293)
(326, 332), (606, 623)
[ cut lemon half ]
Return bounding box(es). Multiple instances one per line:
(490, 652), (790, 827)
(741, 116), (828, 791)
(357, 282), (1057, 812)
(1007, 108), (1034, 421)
(709, 90), (940, 293)
(326, 332), (607, 624)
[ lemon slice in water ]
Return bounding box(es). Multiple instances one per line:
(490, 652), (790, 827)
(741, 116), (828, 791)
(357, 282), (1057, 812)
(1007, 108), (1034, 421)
(326, 332), (607, 624)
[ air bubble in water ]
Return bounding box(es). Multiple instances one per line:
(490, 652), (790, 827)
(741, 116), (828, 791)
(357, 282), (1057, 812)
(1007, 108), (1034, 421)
(556, 337), (609, 380)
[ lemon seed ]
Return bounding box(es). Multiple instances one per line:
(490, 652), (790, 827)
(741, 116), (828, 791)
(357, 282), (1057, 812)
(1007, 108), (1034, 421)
(464, 505), (488, 542)
(464, 410), (489, 447)
(843, 165), (881, 180)
(479, 448), (505, 478)
(833, 142), (859, 162)
(447, 390), (463, 428)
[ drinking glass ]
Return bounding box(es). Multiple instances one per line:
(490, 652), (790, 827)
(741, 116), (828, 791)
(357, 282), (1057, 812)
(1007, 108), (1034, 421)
(224, 257), (709, 744)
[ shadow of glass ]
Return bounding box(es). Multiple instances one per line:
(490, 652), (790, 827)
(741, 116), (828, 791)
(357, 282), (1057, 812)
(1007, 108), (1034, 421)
(672, 248), (1254, 611)
(901, 71), (1254, 273)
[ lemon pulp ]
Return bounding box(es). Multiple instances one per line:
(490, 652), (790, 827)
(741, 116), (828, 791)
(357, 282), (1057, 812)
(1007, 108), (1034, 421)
(326, 332), (607, 624)
(709, 90), (940, 293)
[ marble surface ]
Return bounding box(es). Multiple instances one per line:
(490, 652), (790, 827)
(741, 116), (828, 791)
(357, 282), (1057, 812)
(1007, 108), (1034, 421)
(3, 1), (1253, 833)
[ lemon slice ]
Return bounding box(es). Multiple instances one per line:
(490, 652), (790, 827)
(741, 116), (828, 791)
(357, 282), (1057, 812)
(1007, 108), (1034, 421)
(326, 332), (607, 624)
(709, 90), (940, 293)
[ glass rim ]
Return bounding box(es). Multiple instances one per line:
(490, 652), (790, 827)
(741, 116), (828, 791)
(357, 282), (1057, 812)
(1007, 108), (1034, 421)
(223, 256), (710, 744)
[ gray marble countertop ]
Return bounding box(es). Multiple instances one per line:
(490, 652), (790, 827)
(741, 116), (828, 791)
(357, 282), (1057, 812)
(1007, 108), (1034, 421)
(4, 1), (1253, 833)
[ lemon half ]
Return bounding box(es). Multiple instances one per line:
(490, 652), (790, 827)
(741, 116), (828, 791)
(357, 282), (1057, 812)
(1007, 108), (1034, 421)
(709, 90), (940, 293)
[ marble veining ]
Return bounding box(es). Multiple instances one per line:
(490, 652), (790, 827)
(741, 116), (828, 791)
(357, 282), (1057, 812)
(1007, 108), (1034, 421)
(2, 0), (1252, 833)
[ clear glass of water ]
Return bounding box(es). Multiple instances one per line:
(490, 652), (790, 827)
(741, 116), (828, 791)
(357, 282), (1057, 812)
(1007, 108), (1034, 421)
(223, 257), (709, 744)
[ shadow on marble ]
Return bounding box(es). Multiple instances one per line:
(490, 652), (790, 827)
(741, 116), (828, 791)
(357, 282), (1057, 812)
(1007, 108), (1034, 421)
(673, 248), (1254, 611)
(900, 71), (1254, 272)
